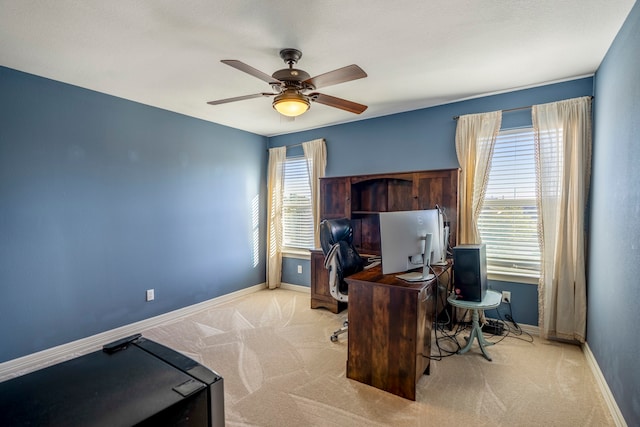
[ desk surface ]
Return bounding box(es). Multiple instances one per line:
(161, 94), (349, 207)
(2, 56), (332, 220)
(347, 262), (451, 290)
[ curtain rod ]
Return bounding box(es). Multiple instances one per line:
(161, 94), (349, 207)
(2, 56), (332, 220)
(269, 138), (326, 151)
(452, 96), (594, 121)
(267, 142), (302, 152)
(453, 105), (530, 121)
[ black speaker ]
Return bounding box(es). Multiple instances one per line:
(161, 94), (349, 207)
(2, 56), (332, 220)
(453, 244), (488, 302)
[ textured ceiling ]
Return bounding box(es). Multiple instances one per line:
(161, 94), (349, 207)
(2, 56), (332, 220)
(0, 1), (635, 136)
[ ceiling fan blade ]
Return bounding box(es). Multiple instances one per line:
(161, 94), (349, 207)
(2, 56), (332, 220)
(207, 93), (276, 105)
(305, 65), (367, 90)
(309, 93), (368, 114)
(221, 60), (280, 84)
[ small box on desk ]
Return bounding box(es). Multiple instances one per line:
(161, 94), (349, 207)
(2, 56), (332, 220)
(453, 244), (488, 302)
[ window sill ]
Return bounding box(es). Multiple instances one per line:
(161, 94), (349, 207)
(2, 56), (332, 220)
(488, 273), (539, 285)
(282, 248), (311, 260)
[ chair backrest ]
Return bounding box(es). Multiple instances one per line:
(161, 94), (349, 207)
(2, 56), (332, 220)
(320, 219), (364, 301)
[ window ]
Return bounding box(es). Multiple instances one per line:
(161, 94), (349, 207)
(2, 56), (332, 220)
(282, 156), (314, 249)
(477, 128), (541, 279)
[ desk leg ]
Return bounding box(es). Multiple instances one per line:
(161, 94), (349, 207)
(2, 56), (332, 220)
(458, 309), (495, 361)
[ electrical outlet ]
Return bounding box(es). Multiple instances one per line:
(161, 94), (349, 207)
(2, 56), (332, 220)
(501, 291), (511, 303)
(297, 265), (303, 274)
(146, 289), (155, 301)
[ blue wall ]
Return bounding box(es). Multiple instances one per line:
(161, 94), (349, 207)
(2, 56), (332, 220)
(0, 67), (268, 362)
(590, 1), (640, 425)
(2, 12), (637, 419)
(272, 78), (594, 327)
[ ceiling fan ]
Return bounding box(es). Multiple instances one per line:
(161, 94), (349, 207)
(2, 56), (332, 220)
(207, 48), (368, 117)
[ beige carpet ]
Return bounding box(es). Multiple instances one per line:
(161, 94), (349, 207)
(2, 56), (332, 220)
(143, 288), (614, 427)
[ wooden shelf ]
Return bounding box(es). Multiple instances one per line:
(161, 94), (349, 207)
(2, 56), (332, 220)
(311, 168), (459, 311)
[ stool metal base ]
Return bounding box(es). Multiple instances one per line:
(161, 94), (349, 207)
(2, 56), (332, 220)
(458, 308), (495, 361)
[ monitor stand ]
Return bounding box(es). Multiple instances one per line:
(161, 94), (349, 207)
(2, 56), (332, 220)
(397, 233), (435, 282)
(431, 225), (449, 266)
(397, 270), (435, 282)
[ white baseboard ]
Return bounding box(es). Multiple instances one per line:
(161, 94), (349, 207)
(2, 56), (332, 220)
(467, 321), (625, 425)
(485, 317), (540, 336)
(280, 282), (311, 293)
(4, 283), (624, 427)
(0, 282), (267, 382)
(583, 343), (627, 427)
(482, 322), (625, 426)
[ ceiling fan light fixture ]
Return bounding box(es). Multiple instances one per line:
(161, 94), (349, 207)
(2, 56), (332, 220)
(211, 50), (368, 117)
(273, 90), (310, 117)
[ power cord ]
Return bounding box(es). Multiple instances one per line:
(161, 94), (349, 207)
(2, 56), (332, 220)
(428, 267), (463, 360)
(484, 300), (534, 343)
(430, 319), (465, 360)
(502, 302), (533, 342)
(434, 297), (535, 355)
(426, 267), (537, 358)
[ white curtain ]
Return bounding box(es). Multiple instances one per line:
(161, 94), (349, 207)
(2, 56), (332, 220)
(302, 139), (327, 249)
(532, 96), (592, 343)
(454, 111), (501, 322)
(455, 111), (502, 244)
(266, 147), (286, 289)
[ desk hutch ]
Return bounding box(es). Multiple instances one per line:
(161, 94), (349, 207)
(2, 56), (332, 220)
(311, 168), (459, 312)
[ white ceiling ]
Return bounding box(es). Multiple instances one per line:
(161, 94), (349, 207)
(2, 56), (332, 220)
(0, 1), (635, 137)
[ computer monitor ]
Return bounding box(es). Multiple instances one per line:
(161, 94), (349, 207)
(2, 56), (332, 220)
(379, 209), (444, 278)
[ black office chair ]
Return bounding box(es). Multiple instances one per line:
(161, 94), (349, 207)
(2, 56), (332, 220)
(320, 218), (364, 342)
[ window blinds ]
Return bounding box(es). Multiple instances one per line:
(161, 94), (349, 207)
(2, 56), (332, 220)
(282, 156), (314, 249)
(477, 128), (541, 278)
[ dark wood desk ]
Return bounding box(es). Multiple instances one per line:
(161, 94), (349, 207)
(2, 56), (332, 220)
(344, 262), (451, 400)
